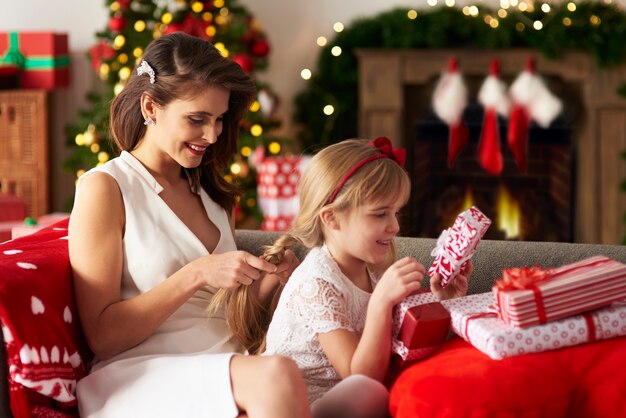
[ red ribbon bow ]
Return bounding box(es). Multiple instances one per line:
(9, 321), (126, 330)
(494, 266), (552, 290)
(370, 136), (406, 167)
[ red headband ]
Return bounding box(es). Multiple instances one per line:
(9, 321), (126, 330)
(325, 137), (406, 205)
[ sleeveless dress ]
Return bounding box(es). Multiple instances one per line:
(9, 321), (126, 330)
(264, 245), (378, 404)
(75, 151), (244, 418)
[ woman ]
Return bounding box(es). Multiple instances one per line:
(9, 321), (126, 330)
(69, 32), (310, 418)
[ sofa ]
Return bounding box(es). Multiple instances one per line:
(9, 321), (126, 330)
(1, 220), (625, 417)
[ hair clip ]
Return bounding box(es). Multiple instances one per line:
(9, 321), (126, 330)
(137, 60), (156, 84)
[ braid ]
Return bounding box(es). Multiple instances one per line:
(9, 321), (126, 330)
(207, 234), (299, 354)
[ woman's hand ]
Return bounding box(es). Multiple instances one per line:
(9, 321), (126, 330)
(370, 257), (424, 310)
(189, 250), (278, 290)
(267, 249), (300, 285)
(430, 260), (474, 300)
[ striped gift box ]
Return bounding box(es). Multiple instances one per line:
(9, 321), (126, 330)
(493, 256), (626, 328)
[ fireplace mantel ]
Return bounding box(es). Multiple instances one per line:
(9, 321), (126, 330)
(357, 49), (626, 244)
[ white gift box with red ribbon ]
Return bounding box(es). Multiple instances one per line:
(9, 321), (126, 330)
(441, 292), (626, 360)
(256, 156), (310, 231)
(493, 256), (626, 328)
(428, 206), (491, 287)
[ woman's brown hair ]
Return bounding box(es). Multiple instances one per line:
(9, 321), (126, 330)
(109, 32), (256, 212)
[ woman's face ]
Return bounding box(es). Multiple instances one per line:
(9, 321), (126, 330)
(153, 84), (230, 169)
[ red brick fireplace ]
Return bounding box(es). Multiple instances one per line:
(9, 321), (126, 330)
(357, 49), (626, 244)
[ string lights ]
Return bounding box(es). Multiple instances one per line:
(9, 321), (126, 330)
(299, 1), (621, 120)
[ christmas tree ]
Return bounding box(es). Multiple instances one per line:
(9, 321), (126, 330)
(65, 0), (286, 227)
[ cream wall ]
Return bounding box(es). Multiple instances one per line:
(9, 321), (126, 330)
(1, 0), (624, 211)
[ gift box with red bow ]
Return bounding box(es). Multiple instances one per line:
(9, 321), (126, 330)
(428, 206), (491, 287)
(442, 292), (626, 360)
(0, 32), (70, 90)
(493, 255), (626, 328)
(392, 289), (450, 361)
(257, 156), (310, 231)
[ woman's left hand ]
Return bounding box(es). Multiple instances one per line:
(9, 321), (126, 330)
(430, 260), (473, 300)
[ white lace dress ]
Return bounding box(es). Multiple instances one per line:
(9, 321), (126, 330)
(264, 245), (378, 404)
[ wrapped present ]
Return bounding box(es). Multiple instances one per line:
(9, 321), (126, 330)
(442, 292), (626, 360)
(0, 32), (70, 90)
(493, 256), (626, 328)
(392, 289), (450, 361)
(257, 156), (310, 231)
(428, 206), (491, 287)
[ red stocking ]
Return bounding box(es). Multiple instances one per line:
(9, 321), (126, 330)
(507, 103), (530, 173)
(478, 108), (503, 175)
(448, 121), (469, 168)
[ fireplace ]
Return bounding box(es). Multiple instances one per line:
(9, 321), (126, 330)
(356, 49), (626, 244)
(408, 103), (574, 242)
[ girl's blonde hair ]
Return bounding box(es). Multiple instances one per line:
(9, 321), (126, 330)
(210, 138), (411, 353)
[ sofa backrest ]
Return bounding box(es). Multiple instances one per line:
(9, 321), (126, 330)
(236, 229), (626, 295)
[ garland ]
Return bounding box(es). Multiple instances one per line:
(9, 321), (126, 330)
(293, 2), (626, 151)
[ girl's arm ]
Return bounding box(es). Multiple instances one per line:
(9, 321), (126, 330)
(317, 257), (424, 381)
(70, 173), (275, 360)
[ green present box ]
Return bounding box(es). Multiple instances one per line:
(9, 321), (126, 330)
(0, 32), (70, 90)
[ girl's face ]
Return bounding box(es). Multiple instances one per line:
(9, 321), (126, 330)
(331, 193), (405, 269)
(152, 85), (230, 169)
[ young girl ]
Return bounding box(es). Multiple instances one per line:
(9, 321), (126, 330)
(262, 137), (473, 417)
(68, 33), (310, 418)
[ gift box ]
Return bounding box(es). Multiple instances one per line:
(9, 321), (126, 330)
(0, 32), (70, 90)
(442, 292), (626, 360)
(428, 206), (491, 287)
(392, 289), (450, 361)
(256, 156), (310, 231)
(493, 256), (626, 328)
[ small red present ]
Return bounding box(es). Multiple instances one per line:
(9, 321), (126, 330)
(392, 289), (450, 361)
(428, 206), (491, 287)
(0, 32), (70, 90)
(493, 255), (626, 328)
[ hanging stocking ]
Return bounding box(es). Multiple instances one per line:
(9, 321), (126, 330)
(477, 59), (510, 175)
(508, 57), (563, 173)
(432, 57), (469, 168)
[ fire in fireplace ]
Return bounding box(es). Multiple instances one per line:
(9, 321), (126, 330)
(405, 104), (574, 242)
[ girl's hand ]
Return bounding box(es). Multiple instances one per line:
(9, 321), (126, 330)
(190, 251), (277, 290)
(370, 257), (424, 310)
(430, 260), (474, 300)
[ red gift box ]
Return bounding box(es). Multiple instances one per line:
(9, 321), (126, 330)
(428, 206), (491, 287)
(392, 289), (450, 361)
(442, 292), (626, 360)
(493, 255), (626, 328)
(0, 32), (70, 90)
(256, 156), (310, 231)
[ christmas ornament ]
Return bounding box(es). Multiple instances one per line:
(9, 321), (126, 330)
(88, 41), (116, 71)
(258, 88), (277, 117)
(432, 56), (469, 169)
(232, 53), (253, 73)
(477, 59), (510, 175)
(508, 57), (563, 173)
(250, 39), (270, 57)
(108, 14), (126, 32)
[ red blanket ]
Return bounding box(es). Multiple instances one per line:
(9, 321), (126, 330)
(0, 218), (91, 418)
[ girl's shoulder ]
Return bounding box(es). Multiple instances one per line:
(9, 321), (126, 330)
(290, 246), (347, 289)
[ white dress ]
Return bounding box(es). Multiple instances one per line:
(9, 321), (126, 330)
(264, 245), (378, 404)
(76, 151), (244, 418)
